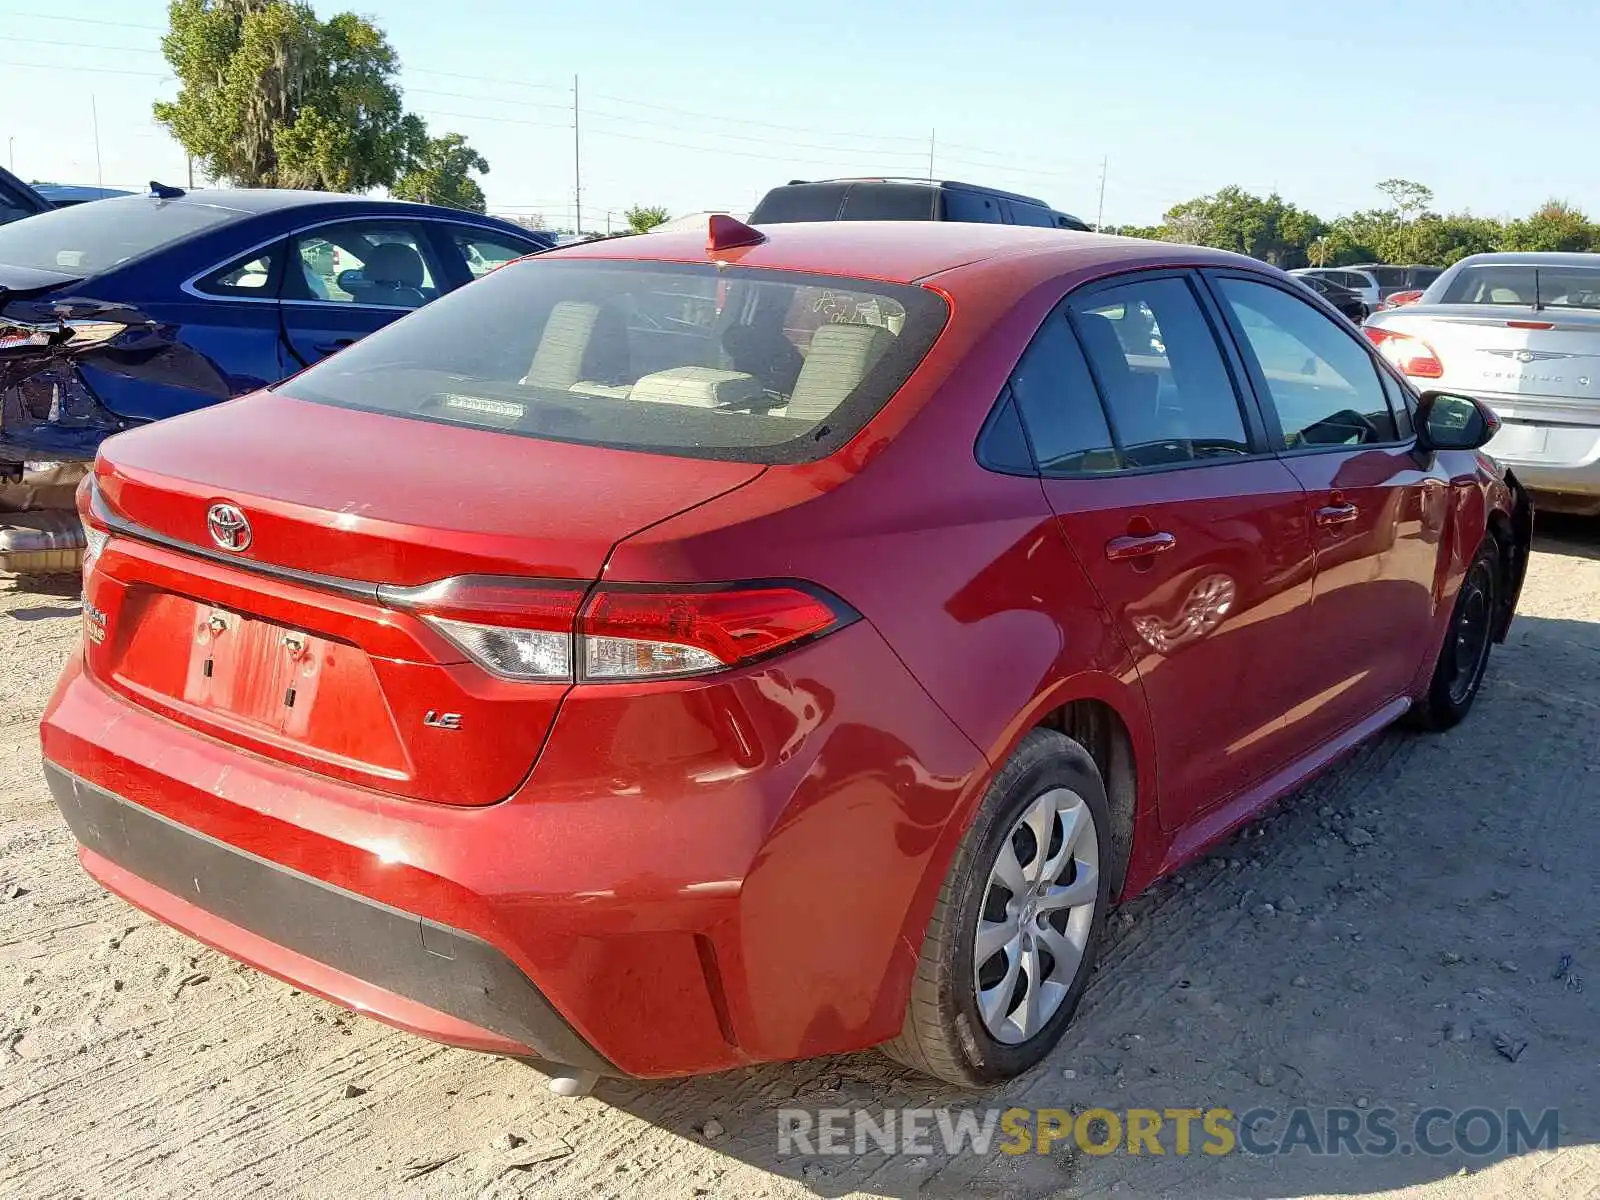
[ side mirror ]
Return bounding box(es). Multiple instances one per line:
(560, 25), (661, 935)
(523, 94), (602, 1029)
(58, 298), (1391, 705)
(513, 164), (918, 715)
(1416, 393), (1499, 452)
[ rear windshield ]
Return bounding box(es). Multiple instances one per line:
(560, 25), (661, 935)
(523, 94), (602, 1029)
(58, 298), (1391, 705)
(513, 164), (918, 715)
(0, 195), (243, 276)
(748, 184), (849, 224)
(1440, 263), (1600, 310)
(275, 258), (949, 464)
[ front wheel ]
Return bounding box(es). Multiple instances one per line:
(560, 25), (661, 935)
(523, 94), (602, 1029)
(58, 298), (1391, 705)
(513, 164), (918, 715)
(881, 728), (1111, 1087)
(1410, 537), (1500, 730)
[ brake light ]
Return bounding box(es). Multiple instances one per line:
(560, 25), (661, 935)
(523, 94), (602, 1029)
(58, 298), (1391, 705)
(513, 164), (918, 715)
(1364, 326), (1444, 378)
(1382, 289), (1425, 309)
(1506, 320), (1555, 330)
(382, 578), (852, 682)
(581, 586), (842, 679)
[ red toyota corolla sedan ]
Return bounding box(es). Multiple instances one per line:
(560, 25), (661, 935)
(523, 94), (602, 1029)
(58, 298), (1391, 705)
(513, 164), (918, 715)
(42, 218), (1530, 1093)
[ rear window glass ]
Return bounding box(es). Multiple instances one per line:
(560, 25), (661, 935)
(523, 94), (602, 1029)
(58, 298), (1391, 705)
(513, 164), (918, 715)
(275, 259), (949, 464)
(1440, 264), (1600, 310)
(837, 184), (940, 221)
(748, 184), (849, 224)
(0, 195), (242, 275)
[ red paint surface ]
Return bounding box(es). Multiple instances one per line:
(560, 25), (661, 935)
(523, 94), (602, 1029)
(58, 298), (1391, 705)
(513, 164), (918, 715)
(43, 225), (1522, 1077)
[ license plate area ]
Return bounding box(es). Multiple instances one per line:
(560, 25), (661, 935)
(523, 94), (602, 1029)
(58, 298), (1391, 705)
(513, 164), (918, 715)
(106, 589), (407, 774)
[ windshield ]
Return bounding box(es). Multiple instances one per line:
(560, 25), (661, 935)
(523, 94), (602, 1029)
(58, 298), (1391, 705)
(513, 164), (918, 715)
(0, 195), (244, 276)
(276, 258), (950, 464)
(1440, 263), (1600, 310)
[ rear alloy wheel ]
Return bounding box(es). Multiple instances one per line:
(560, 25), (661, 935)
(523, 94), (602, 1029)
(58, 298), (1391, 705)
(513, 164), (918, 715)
(1410, 537), (1501, 730)
(882, 729), (1111, 1087)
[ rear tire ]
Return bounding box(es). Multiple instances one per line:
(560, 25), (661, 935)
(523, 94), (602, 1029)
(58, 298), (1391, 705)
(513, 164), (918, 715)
(1409, 537), (1500, 731)
(881, 728), (1111, 1087)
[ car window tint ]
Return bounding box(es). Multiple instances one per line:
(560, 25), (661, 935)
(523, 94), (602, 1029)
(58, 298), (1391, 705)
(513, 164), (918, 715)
(942, 190), (1003, 223)
(1068, 276), (1251, 468)
(287, 222), (440, 308)
(1008, 314), (1120, 474)
(1215, 277), (1398, 448)
(1004, 200), (1056, 228)
(195, 247), (278, 297)
(451, 230), (534, 279)
(837, 184), (939, 221)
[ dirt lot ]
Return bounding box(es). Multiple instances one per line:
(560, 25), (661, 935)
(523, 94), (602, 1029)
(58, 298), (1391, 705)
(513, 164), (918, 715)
(1, 522), (1596, 1200)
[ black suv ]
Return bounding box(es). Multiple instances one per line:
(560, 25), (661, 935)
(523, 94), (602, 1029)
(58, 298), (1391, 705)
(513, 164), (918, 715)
(749, 178), (1091, 231)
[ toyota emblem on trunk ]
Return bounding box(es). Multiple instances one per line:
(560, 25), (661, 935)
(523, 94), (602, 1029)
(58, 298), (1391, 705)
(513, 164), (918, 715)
(206, 503), (252, 552)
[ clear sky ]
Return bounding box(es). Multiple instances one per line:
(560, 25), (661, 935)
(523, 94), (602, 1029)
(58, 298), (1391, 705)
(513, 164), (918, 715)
(2, 0), (1595, 231)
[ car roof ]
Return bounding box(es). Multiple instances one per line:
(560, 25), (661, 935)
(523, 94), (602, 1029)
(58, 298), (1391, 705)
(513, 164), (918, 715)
(547, 219), (1263, 286)
(1450, 251), (1600, 268)
(782, 177), (1053, 208)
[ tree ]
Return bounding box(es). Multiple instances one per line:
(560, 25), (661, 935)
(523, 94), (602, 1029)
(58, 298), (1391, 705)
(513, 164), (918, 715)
(1157, 186), (1324, 267)
(392, 133), (489, 212)
(1374, 178), (1434, 221)
(624, 205), (670, 234)
(154, 0), (424, 192)
(1503, 200), (1598, 253)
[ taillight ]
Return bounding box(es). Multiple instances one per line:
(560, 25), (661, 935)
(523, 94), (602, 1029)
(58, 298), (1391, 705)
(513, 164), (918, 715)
(383, 576), (585, 681)
(581, 586), (842, 679)
(1364, 326), (1444, 378)
(381, 578), (853, 682)
(1383, 290), (1424, 309)
(77, 474), (108, 592)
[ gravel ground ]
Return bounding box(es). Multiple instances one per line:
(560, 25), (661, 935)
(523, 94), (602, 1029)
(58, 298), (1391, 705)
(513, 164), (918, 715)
(1, 521), (1596, 1200)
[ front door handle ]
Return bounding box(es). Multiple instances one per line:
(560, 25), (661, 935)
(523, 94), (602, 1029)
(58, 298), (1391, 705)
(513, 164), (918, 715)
(1106, 532), (1177, 562)
(312, 338), (357, 355)
(1314, 503), (1360, 527)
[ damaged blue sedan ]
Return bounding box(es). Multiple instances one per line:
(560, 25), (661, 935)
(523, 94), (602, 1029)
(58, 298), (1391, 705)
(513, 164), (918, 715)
(0, 184), (553, 465)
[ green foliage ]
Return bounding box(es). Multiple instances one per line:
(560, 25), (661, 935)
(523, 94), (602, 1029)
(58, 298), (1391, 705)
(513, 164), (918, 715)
(1503, 200), (1600, 253)
(392, 133), (490, 212)
(1157, 186), (1325, 267)
(624, 205), (670, 234)
(154, 0), (430, 192)
(1141, 179), (1600, 268)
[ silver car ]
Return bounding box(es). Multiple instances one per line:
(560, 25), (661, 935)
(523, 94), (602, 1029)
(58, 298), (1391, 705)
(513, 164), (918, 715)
(1364, 252), (1600, 514)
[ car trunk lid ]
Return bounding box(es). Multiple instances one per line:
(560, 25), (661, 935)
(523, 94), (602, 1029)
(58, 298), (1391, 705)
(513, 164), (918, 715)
(1390, 305), (1600, 415)
(86, 391), (765, 805)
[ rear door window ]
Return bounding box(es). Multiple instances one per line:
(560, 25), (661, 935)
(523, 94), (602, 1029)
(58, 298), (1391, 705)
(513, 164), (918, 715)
(942, 190), (1004, 223)
(449, 229), (538, 279)
(1007, 314), (1119, 474)
(1003, 200), (1057, 228)
(1214, 277), (1399, 448)
(1067, 276), (1253, 467)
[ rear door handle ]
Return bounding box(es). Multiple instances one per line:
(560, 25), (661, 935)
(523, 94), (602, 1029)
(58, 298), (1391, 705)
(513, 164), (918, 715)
(1106, 532), (1177, 562)
(1314, 503), (1360, 527)
(312, 338), (357, 354)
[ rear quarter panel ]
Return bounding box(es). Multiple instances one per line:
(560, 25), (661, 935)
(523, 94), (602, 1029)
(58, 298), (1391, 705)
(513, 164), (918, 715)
(600, 263), (1162, 1040)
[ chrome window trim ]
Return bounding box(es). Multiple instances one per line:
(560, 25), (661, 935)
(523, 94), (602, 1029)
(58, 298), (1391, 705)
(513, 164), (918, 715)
(178, 214), (543, 309)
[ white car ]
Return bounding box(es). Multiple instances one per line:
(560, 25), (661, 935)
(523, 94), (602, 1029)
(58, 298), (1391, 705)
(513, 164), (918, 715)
(1363, 252), (1600, 514)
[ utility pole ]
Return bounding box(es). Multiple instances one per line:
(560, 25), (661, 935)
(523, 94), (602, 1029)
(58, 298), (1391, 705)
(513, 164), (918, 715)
(187, 153), (195, 189)
(1095, 155), (1108, 232)
(7, 137), (13, 172)
(927, 128), (935, 181)
(572, 74), (582, 237)
(91, 96), (104, 192)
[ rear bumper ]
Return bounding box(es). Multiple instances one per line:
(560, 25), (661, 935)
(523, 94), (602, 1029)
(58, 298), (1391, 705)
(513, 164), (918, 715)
(1476, 402), (1600, 509)
(41, 618), (984, 1078)
(47, 763), (610, 1072)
